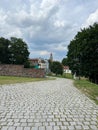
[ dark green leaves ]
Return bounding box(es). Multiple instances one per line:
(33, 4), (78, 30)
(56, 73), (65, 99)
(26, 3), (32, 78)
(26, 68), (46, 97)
(67, 23), (98, 83)
(51, 61), (63, 75)
(0, 37), (29, 65)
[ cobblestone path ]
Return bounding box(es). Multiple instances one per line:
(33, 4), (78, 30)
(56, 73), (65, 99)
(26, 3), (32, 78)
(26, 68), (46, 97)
(0, 78), (98, 130)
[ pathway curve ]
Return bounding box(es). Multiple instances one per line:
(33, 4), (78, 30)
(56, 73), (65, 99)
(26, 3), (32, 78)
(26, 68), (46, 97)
(0, 78), (98, 130)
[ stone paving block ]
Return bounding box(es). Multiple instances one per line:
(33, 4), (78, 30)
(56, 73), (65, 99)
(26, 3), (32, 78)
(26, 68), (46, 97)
(82, 125), (90, 130)
(49, 122), (55, 126)
(60, 126), (68, 130)
(28, 123), (34, 126)
(27, 119), (33, 123)
(24, 127), (31, 130)
(89, 125), (98, 130)
(0, 122), (7, 126)
(68, 125), (75, 130)
(91, 121), (97, 125)
(7, 122), (14, 126)
(40, 118), (46, 122)
(14, 122), (21, 126)
(53, 118), (59, 122)
(34, 122), (42, 126)
(47, 118), (52, 122)
(63, 122), (69, 126)
(16, 127), (23, 130)
(31, 127), (38, 130)
(20, 119), (27, 123)
(70, 121), (76, 125)
(1, 126), (9, 130)
(0, 119), (7, 122)
(8, 126), (16, 130)
(42, 122), (49, 126)
(60, 118), (65, 122)
(39, 126), (45, 130)
(21, 123), (28, 126)
(75, 125), (82, 130)
(56, 122), (62, 126)
(53, 126), (60, 130)
(34, 119), (40, 123)
(46, 126), (53, 130)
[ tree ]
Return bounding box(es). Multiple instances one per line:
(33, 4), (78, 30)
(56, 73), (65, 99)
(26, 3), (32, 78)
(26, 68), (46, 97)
(67, 23), (98, 84)
(24, 60), (30, 68)
(10, 37), (30, 64)
(0, 37), (11, 64)
(51, 61), (63, 75)
(62, 58), (68, 66)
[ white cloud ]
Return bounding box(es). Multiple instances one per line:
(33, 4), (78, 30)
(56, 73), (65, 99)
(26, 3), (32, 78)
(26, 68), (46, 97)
(40, 51), (50, 56)
(5, 28), (22, 38)
(29, 50), (51, 59)
(83, 9), (98, 28)
(0, 9), (7, 26)
(54, 20), (65, 27)
(54, 43), (68, 51)
(41, 0), (59, 9)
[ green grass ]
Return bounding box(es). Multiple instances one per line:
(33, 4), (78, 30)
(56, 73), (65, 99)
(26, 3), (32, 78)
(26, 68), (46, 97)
(62, 73), (73, 79)
(0, 76), (55, 85)
(47, 73), (73, 79)
(74, 79), (98, 104)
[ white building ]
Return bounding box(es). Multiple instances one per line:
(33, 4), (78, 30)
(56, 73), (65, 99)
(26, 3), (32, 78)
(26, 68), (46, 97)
(63, 66), (71, 74)
(38, 58), (49, 73)
(29, 58), (49, 73)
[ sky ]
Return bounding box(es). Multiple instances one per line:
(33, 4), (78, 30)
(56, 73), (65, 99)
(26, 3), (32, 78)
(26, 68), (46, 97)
(0, 0), (98, 61)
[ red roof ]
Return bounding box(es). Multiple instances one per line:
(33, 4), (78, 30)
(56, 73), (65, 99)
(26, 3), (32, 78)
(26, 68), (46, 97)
(63, 66), (69, 69)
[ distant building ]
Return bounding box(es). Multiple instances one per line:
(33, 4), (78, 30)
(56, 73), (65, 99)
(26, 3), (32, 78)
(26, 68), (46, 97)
(29, 58), (39, 66)
(39, 58), (49, 73)
(63, 66), (71, 73)
(29, 58), (49, 73)
(29, 58), (39, 68)
(49, 53), (53, 62)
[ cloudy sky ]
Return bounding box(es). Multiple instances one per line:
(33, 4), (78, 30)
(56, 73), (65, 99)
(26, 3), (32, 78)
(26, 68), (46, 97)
(0, 0), (98, 61)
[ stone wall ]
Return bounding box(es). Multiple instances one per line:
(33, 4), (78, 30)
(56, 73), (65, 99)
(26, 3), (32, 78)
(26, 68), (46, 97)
(0, 64), (45, 78)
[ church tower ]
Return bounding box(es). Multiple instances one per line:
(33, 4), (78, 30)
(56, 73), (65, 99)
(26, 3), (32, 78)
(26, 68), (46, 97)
(50, 53), (53, 62)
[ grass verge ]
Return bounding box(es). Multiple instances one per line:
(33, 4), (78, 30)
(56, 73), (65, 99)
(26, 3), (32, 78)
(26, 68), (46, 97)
(47, 73), (73, 79)
(74, 79), (98, 104)
(62, 73), (73, 79)
(0, 76), (55, 85)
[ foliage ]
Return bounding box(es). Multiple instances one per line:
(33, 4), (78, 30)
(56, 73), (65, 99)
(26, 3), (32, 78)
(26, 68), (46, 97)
(10, 37), (29, 64)
(0, 37), (11, 64)
(62, 58), (69, 66)
(0, 37), (29, 65)
(24, 61), (30, 68)
(51, 61), (63, 75)
(67, 23), (98, 84)
(74, 79), (98, 104)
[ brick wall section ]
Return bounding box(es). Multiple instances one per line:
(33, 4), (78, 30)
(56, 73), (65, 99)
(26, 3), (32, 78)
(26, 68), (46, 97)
(0, 64), (45, 78)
